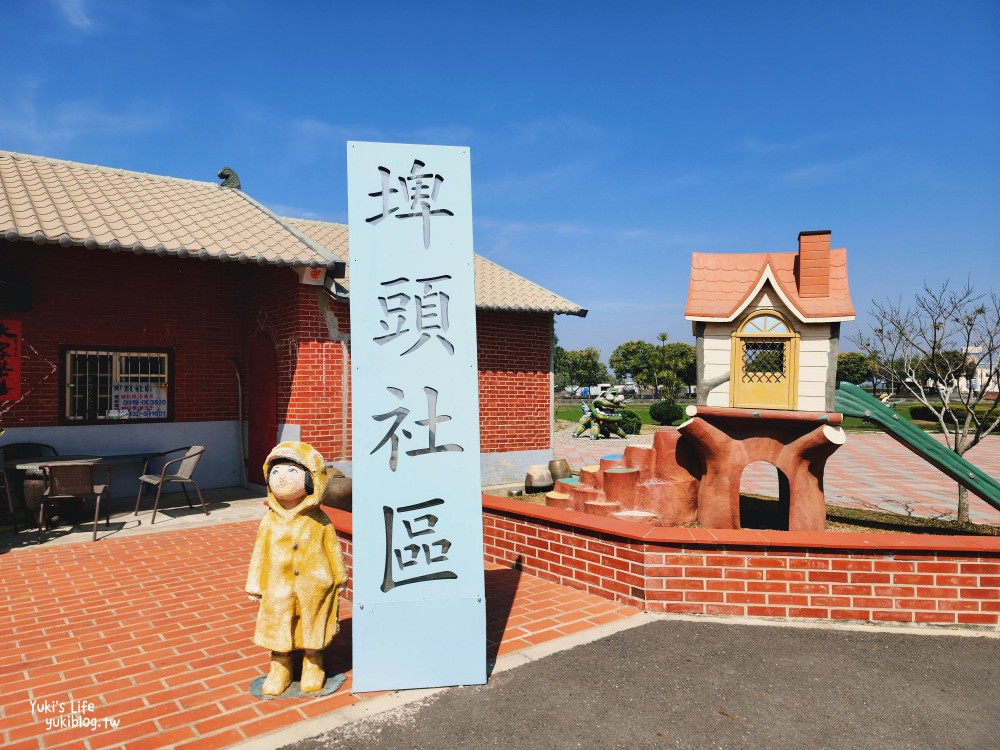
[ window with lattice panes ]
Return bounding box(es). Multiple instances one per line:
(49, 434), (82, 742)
(742, 340), (786, 382)
(61, 347), (173, 423)
(739, 313), (792, 383)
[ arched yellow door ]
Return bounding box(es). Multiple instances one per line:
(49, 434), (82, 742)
(730, 311), (798, 410)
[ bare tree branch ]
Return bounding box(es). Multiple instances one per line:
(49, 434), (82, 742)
(851, 279), (1000, 522)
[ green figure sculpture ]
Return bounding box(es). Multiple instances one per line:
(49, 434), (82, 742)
(573, 387), (628, 440)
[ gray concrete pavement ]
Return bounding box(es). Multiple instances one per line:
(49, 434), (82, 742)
(281, 618), (999, 750)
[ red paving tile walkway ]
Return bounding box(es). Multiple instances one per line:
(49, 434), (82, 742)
(556, 430), (1000, 525)
(0, 520), (639, 750)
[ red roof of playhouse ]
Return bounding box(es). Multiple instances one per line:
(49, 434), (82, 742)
(685, 230), (855, 323)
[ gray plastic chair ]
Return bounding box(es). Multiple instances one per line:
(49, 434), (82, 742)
(133, 446), (208, 524)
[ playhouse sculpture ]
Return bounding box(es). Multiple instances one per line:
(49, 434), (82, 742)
(550, 230), (857, 532)
(573, 387), (630, 440)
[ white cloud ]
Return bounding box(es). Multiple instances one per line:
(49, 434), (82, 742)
(478, 161), (593, 196)
(508, 116), (609, 144)
(281, 115), (478, 163)
(779, 153), (873, 185)
(478, 216), (716, 248)
(408, 125), (479, 146)
(268, 203), (345, 224)
(0, 94), (164, 153)
(53, 0), (92, 30)
(735, 129), (861, 155)
(600, 300), (686, 311)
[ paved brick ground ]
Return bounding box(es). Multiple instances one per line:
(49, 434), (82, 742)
(556, 431), (1000, 525)
(0, 520), (638, 750)
(4, 431), (996, 748)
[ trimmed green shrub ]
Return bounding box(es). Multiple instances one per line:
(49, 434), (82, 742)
(618, 409), (643, 435)
(649, 399), (684, 426)
(909, 404), (995, 422)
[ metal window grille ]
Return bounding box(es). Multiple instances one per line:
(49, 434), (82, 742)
(64, 349), (170, 422)
(742, 340), (786, 383)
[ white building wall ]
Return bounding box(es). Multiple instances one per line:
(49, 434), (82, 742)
(798, 328), (834, 411)
(702, 323), (732, 406)
(698, 284), (835, 410)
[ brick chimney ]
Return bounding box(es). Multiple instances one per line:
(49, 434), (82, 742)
(797, 230), (831, 298)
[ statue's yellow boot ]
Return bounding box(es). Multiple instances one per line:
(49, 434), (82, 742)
(300, 651), (326, 693)
(261, 652), (293, 696)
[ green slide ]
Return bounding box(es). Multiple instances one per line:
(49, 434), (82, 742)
(834, 381), (1000, 511)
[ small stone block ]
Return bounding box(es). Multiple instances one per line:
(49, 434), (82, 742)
(545, 492), (577, 511)
(250, 673), (346, 699)
(584, 501), (620, 517)
(611, 510), (662, 526)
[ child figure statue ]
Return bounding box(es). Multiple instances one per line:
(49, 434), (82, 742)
(246, 442), (348, 696)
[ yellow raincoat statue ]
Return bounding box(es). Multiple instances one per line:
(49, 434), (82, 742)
(246, 442), (348, 696)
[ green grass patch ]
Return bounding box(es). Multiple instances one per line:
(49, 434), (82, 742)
(842, 402), (945, 432)
(555, 403), (660, 426)
(736, 493), (998, 535)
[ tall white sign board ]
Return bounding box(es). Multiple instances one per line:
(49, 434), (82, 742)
(347, 141), (486, 692)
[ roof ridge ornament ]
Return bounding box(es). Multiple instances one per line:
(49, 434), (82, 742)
(217, 166), (241, 190)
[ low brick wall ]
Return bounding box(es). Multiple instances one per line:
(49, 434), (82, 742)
(480, 495), (1000, 629)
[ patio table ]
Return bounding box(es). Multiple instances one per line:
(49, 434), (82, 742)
(5, 456), (101, 527)
(98, 451), (166, 494)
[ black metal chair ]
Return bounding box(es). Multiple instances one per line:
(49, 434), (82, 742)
(1, 442), (59, 532)
(38, 462), (111, 543)
(134, 446), (208, 524)
(0, 459), (16, 532)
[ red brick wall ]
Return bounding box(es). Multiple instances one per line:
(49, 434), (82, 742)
(288, 295), (351, 460)
(476, 310), (553, 453)
(481, 496), (1000, 629)
(1, 242), (246, 426)
(2, 243), (555, 460)
(242, 275), (353, 461)
(323, 507), (353, 598)
(271, 304), (555, 458)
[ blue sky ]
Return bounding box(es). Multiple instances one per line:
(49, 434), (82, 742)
(3, 1), (998, 366)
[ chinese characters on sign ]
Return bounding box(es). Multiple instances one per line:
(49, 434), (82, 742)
(370, 386), (463, 472)
(349, 141), (485, 692)
(374, 275), (455, 355)
(0, 319), (22, 402)
(112, 382), (168, 419)
(381, 498), (457, 592)
(365, 160), (455, 250)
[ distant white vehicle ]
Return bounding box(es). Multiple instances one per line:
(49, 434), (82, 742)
(589, 383), (612, 397)
(623, 375), (638, 397)
(563, 383), (613, 398)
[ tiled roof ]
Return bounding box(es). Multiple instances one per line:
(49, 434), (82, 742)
(471, 254), (586, 316)
(0, 150), (339, 269)
(282, 219), (586, 316)
(283, 217), (349, 261)
(0, 150), (585, 317)
(685, 249), (854, 322)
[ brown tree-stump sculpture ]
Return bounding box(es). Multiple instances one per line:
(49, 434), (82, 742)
(679, 406), (846, 532)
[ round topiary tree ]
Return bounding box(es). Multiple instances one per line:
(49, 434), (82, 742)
(618, 409), (643, 435)
(649, 399), (683, 426)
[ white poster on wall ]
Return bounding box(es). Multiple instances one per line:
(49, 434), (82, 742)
(347, 141), (485, 692)
(112, 382), (168, 419)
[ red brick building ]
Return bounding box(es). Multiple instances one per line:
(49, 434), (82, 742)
(0, 151), (585, 495)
